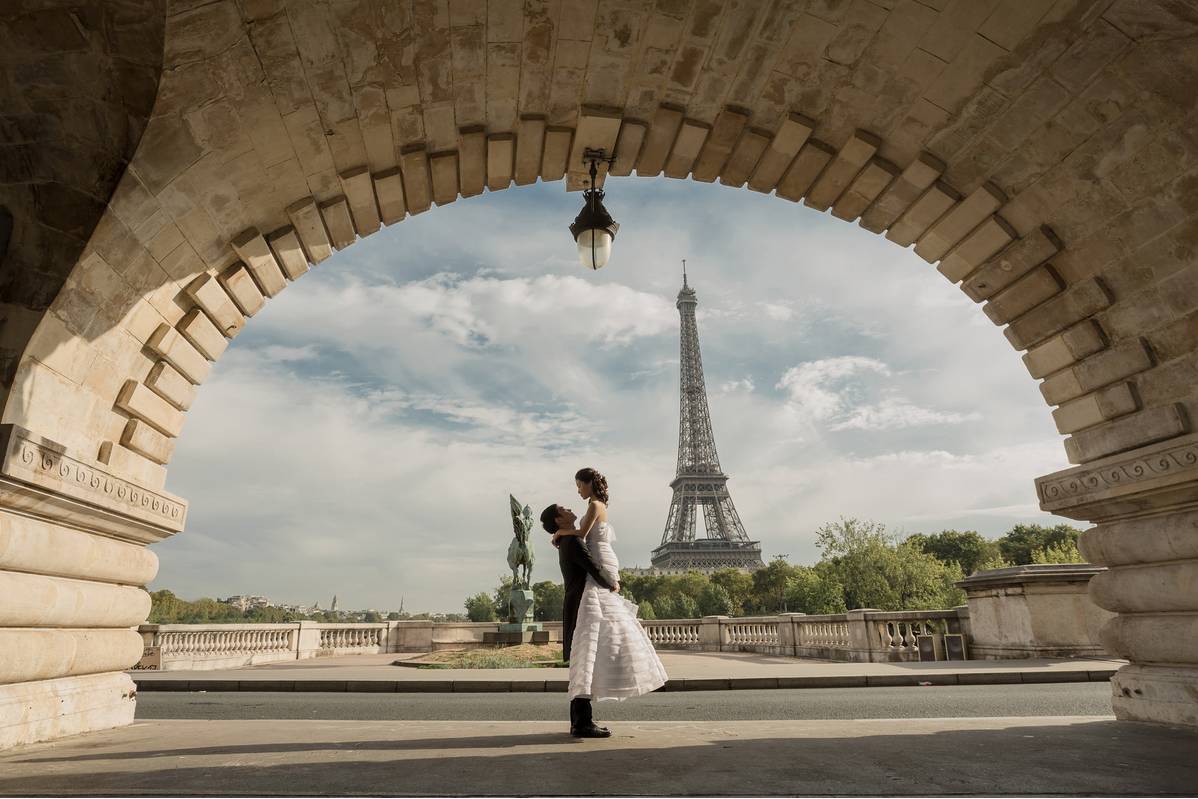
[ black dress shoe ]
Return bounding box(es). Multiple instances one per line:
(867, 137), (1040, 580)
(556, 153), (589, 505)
(570, 724), (612, 738)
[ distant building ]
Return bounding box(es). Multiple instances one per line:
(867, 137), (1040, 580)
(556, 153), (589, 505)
(221, 595), (270, 611)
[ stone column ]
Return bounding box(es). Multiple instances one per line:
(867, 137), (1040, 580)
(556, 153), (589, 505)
(0, 425), (185, 749)
(846, 609), (882, 662)
(1037, 432), (1198, 728)
(699, 615), (727, 652)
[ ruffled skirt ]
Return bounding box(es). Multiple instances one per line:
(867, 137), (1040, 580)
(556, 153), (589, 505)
(568, 578), (669, 701)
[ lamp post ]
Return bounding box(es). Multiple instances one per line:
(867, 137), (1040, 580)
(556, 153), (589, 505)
(569, 148), (619, 270)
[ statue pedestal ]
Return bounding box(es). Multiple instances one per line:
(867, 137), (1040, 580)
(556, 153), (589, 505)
(487, 590), (545, 645)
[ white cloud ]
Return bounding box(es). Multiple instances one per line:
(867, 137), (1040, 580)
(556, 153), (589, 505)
(777, 356), (890, 420)
(829, 396), (982, 431)
(720, 377), (755, 393)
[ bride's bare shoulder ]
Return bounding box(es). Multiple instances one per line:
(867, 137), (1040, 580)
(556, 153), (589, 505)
(589, 499), (608, 518)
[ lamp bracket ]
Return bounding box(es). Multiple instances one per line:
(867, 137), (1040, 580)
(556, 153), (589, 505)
(581, 147), (616, 166)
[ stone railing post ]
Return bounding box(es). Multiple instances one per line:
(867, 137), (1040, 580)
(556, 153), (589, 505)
(390, 620), (434, 652)
(699, 616), (727, 652)
(777, 613), (805, 657)
(1037, 432), (1198, 728)
(846, 609), (882, 662)
(295, 620), (322, 660)
(956, 565), (1112, 659)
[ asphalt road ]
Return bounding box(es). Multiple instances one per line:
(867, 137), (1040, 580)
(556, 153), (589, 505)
(136, 682), (1112, 721)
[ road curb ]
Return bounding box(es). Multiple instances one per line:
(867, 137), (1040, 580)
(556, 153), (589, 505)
(131, 669), (1117, 693)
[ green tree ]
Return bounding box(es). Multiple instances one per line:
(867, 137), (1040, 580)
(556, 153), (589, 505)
(491, 575), (514, 621)
(464, 592), (497, 622)
(709, 569), (753, 615)
(532, 580), (565, 621)
(655, 592), (698, 619)
(998, 524), (1083, 565)
(363, 611), (382, 623)
(1031, 539), (1085, 564)
(697, 583), (735, 616)
(638, 599), (657, 620)
(785, 565), (847, 615)
(386, 612), (401, 621)
(815, 518), (966, 611)
(752, 557), (800, 613)
(905, 530), (1002, 576)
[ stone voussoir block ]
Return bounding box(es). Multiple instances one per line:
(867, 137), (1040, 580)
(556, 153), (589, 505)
(1023, 320), (1106, 379)
(177, 308), (227, 361)
(961, 225), (1062, 301)
(218, 263), (266, 318)
(886, 181), (960, 248)
(119, 418), (177, 465)
(636, 104), (685, 178)
(776, 139), (836, 202)
(116, 380), (185, 438)
(982, 265), (1064, 326)
(692, 108), (750, 183)
(458, 127), (487, 197)
(1005, 278), (1112, 351)
(486, 134), (515, 192)
(831, 157), (898, 222)
(609, 119), (648, 177)
(1052, 382), (1139, 435)
(747, 112), (814, 193)
(373, 167), (407, 224)
(540, 127), (573, 183)
(231, 229), (287, 298)
(719, 128), (771, 188)
(144, 361), (196, 411)
(1063, 404), (1188, 464)
(147, 324), (211, 384)
(287, 199), (333, 263)
(320, 197), (356, 249)
(400, 146), (433, 213)
(664, 119), (711, 180)
(514, 116), (546, 186)
(267, 228), (311, 280)
(805, 130), (881, 212)
(338, 167), (381, 236)
(183, 273), (244, 338)
(860, 151), (944, 234)
(938, 215), (1017, 283)
(914, 182), (1006, 263)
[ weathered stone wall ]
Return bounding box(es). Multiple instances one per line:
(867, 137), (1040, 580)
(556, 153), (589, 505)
(0, 1), (165, 409)
(3, 0), (1196, 488)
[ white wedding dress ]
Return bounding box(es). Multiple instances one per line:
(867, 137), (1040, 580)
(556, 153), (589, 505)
(568, 520), (669, 701)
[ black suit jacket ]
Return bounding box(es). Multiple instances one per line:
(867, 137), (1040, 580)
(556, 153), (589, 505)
(557, 535), (614, 663)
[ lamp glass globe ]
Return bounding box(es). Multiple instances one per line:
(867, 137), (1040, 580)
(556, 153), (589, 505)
(576, 228), (612, 270)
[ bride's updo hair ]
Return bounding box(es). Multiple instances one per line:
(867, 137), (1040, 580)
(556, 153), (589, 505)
(575, 467), (610, 504)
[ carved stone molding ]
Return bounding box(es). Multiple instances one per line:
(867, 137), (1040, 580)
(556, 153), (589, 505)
(1037, 433), (1198, 522)
(0, 425), (186, 543)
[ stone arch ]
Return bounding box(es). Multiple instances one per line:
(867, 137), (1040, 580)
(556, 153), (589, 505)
(2, 0), (1198, 746)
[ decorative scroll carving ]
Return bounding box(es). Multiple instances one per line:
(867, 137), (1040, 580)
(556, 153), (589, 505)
(0, 425), (187, 533)
(1038, 440), (1198, 502)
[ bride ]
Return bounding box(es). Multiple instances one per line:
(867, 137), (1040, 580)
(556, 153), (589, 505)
(552, 467), (668, 702)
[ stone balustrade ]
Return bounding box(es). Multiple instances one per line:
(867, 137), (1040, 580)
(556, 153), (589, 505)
(135, 574), (1117, 672)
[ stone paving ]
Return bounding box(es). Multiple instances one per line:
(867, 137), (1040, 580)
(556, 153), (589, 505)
(1, 716), (1194, 796)
(130, 650), (1126, 693)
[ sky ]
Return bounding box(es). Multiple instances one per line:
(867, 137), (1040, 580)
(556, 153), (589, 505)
(152, 176), (1078, 613)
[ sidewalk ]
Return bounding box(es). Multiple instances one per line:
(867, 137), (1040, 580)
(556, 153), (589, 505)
(130, 651), (1125, 692)
(1, 717), (1194, 796)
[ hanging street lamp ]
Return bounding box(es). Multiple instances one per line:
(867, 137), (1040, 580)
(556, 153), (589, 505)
(569, 148), (619, 270)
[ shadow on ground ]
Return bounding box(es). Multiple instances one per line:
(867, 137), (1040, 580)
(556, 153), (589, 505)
(1, 718), (1195, 796)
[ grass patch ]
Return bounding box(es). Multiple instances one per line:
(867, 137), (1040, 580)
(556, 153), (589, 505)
(413, 643), (565, 669)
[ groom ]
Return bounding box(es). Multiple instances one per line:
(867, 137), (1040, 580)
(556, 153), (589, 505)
(540, 503), (618, 739)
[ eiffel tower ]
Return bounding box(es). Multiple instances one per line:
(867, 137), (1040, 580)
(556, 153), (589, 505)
(651, 264), (764, 573)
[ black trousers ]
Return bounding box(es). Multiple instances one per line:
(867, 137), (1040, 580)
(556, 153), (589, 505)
(569, 697), (593, 729)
